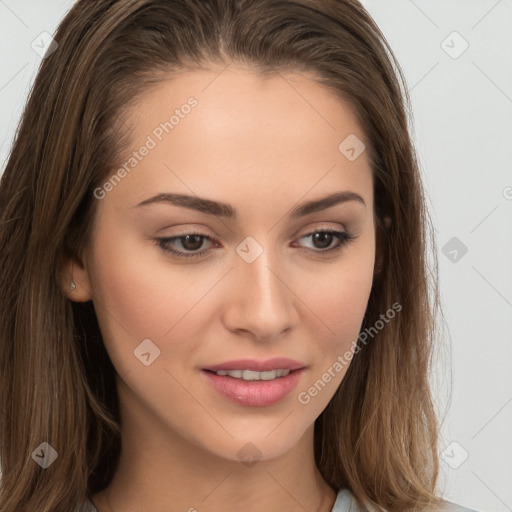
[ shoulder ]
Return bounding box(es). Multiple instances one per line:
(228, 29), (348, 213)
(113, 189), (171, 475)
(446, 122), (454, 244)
(331, 489), (481, 512)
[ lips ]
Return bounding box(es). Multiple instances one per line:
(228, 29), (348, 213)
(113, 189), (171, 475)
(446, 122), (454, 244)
(203, 357), (305, 372)
(202, 367), (304, 407)
(201, 357), (306, 407)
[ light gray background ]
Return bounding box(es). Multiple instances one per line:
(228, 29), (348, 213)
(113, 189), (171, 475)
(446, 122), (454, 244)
(1, 1), (511, 511)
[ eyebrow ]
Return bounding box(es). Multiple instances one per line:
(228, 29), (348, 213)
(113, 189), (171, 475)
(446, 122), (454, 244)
(133, 190), (366, 219)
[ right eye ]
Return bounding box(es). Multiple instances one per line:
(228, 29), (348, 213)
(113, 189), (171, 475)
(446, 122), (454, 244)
(154, 233), (216, 259)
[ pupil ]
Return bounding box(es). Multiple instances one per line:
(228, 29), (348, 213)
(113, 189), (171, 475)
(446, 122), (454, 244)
(313, 232), (333, 249)
(182, 235), (203, 251)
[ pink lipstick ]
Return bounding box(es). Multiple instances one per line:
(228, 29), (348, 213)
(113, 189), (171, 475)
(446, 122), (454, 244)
(202, 358), (306, 407)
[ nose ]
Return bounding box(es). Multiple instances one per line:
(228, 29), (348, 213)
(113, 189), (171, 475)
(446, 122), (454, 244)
(221, 248), (298, 341)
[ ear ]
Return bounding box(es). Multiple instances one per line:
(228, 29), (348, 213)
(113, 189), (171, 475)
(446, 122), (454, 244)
(58, 249), (93, 303)
(374, 215), (391, 278)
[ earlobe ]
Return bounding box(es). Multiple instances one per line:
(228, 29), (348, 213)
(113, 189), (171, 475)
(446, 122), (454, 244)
(58, 253), (93, 303)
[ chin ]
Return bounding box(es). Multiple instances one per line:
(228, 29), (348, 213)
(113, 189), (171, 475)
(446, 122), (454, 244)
(193, 420), (314, 466)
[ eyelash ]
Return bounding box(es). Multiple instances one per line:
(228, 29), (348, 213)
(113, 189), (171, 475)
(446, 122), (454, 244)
(154, 229), (356, 260)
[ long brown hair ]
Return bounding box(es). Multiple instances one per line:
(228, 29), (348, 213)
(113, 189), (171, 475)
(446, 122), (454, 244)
(0, 1), (443, 510)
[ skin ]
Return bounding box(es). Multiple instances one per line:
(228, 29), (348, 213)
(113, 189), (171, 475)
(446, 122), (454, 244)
(62, 64), (380, 512)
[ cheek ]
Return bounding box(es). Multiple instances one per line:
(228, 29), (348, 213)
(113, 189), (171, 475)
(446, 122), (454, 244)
(303, 272), (373, 399)
(291, 251), (374, 414)
(321, 268), (373, 339)
(86, 225), (209, 371)
(303, 239), (375, 347)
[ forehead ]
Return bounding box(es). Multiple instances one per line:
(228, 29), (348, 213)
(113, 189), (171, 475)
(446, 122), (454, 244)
(125, 65), (365, 144)
(107, 65), (373, 212)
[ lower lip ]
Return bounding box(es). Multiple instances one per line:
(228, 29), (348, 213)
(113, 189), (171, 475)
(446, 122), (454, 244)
(202, 369), (304, 407)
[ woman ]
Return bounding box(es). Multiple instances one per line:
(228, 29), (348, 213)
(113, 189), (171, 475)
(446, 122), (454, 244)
(0, 1), (479, 511)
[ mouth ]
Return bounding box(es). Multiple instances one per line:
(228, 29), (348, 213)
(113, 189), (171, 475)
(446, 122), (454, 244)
(201, 359), (306, 407)
(202, 357), (305, 373)
(203, 368), (295, 381)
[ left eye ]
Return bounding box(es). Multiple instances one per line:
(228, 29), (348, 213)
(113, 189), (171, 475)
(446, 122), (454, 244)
(154, 229), (355, 260)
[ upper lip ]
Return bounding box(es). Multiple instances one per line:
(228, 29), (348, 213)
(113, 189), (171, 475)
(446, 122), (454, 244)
(203, 358), (305, 372)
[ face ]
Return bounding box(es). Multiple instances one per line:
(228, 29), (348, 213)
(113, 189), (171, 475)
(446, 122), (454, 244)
(69, 65), (376, 463)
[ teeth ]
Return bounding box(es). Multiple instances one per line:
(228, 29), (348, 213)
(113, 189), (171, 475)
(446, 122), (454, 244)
(214, 369), (291, 380)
